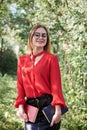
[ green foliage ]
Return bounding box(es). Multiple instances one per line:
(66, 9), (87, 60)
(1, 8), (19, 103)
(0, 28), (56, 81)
(0, 48), (17, 75)
(0, 74), (23, 130)
(61, 82), (87, 130)
(0, 0), (87, 129)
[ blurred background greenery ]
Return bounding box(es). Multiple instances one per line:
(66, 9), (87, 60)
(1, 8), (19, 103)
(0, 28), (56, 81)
(0, 0), (87, 130)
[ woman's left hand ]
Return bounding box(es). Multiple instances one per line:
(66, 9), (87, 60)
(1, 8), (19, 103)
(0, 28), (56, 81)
(50, 105), (61, 127)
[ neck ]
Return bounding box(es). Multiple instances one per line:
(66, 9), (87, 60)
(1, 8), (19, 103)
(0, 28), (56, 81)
(32, 47), (44, 55)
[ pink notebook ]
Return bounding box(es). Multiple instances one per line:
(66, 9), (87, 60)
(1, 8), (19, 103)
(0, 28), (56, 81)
(24, 104), (39, 123)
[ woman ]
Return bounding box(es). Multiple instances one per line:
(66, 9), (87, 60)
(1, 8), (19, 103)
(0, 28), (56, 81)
(14, 24), (66, 130)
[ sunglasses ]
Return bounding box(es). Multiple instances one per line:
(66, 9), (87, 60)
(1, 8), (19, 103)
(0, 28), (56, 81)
(33, 32), (47, 39)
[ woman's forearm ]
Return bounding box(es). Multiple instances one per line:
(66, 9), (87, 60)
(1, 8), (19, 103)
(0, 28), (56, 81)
(55, 105), (61, 115)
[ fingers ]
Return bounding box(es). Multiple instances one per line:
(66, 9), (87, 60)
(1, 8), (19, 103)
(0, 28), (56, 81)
(17, 110), (28, 122)
(23, 113), (28, 122)
(50, 113), (61, 127)
(50, 116), (54, 127)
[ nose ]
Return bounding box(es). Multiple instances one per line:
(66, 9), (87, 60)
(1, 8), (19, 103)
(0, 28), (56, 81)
(39, 35), (43, 39)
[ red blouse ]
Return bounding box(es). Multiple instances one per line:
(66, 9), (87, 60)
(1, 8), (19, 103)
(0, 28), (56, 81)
(14, 51), (66, 108)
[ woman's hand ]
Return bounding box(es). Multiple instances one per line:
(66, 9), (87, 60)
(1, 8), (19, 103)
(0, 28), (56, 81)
(50, 105), (61, 127)
(16, 104), (28, 122)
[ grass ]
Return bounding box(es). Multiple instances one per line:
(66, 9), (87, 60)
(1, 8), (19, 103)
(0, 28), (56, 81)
(0, 74), (23, 130)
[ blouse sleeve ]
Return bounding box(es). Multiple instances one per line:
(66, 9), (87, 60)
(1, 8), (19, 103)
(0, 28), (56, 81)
(50, 56), (66, 108)
(14, 57), (26, 108)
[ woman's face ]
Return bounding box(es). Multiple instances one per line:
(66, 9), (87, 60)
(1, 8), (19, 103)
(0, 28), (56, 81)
(32, 27), (47, 49)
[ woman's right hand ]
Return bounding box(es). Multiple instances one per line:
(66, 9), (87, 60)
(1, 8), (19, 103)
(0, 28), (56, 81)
(17, 104), (28, 122)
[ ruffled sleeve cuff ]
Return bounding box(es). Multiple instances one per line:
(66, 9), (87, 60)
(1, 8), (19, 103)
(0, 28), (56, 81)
(14, 98), (26, 108)
(51, 94), (66, 108)
(51, 99), (66, 109)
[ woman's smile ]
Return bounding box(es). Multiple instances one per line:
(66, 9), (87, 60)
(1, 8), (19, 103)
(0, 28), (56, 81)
(36, 39), (45, 44)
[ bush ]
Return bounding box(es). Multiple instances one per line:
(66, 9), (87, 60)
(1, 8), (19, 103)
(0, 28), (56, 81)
(61, 84), (87, 130)
(0, 74), (24, 130)
(59, 45), (87, 130)
(1, 48), (17, 75)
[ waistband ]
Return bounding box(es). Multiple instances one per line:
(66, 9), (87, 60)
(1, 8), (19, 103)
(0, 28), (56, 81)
(26, 94), (53, 109)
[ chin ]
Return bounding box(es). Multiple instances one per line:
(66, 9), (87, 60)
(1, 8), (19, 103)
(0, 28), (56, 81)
(35, 44), (46, 47)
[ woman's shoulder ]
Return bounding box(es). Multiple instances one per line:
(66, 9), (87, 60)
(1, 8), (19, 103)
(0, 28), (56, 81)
(18, 54), (30, 62)
(19, 54), (29, 58)
(45, 51), (57, 59)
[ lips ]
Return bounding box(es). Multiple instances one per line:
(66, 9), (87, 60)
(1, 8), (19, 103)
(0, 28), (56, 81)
(36, 40), (44, 44)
